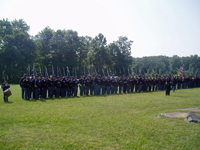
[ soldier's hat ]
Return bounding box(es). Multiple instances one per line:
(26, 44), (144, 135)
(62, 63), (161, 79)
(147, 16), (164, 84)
(23, 74), (26, 76)
(57, 76), (60, 78)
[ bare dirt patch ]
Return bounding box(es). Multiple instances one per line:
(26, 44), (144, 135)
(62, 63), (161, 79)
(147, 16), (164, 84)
(177, 107), (200, 112)
(158, 112), (188, 118)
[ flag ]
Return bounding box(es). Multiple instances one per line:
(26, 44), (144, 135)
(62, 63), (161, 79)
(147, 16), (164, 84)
(179, 59), (184, 77)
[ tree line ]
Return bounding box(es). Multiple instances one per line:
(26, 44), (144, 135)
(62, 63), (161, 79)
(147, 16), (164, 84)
(0, 19), (199, 83)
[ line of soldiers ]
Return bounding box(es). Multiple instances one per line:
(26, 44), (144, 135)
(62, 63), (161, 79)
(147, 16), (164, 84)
(19, 74), (200, 100)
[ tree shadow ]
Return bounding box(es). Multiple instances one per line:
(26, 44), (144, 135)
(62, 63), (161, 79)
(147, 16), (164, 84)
(4, 101), (13, 104)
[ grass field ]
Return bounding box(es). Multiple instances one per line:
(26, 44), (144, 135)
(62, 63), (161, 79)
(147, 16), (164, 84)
(0, 85), (200, 149)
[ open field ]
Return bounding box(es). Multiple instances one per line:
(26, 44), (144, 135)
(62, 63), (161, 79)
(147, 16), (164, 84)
(0, 85), (200, 149)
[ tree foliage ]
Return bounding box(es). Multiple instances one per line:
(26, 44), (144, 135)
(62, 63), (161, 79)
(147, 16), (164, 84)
(0, 19), (199, 83)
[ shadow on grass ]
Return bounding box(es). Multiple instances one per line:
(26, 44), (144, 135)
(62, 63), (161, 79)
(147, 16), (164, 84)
(4, 101), (13, 104)
(22, 98), (47, 102)
(171, 95), (189, 98)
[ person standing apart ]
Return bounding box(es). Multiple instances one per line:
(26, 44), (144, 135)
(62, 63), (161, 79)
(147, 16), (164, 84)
(166, 74), (172, 95)
(2, 79), (10, 102)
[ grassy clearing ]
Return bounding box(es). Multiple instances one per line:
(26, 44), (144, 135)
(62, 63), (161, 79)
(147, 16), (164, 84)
(0, 85), (200, 149)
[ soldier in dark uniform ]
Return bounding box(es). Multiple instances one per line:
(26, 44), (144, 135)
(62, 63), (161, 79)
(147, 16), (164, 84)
(148, 77), (152, 92)
(185, 76), (189, 88)
(123, 76), (127, 93)
(90, 75), (95, 95)
(106, 76), (111, 94)
(152, 77), (156, 91)
(163, 76), (166, 90)
(68, 77), (73, 96)
(118, 77), (123, 94)
(94, 75), (98, 95)
(160, 77), (165, 91)
(23, 75), (31, 100)
(166, 74), (171, 95)
(172, 76), (176, 92)
(138, 76), (143, 93)
(48, 75), (55, 98)
(73, 76), (79, 96)
(20, 74), (26, 99)
(130, 76), (134, 93)
(85, 76), (91, 96)
(61, 77), (67, 97)
(101, 76), (106, 95)
(39, 75), (43, 98)
(41, 76), (48, 98)
(96, 75), (101, 95)
(127, 77), (131, 93)
(34, 75), (41, 100)
(135, 76), (138, 92)
(2, 79), (10, 102)
(31, 74), (35, 99)
(55, 76), (61, 98)
(79, 76), (84, 96)
(111, 77), (115, 94)
(82, 74), (86, 95)
(141, 77), (145, 92)
(114, 78), (118, 94)
(158, 76), (161, 90)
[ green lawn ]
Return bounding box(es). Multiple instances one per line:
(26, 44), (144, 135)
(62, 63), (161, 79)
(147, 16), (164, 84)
(0, 85), (200, 149)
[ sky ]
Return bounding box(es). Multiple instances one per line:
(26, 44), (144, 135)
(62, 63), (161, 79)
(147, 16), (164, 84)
(0, 0), (200, 58)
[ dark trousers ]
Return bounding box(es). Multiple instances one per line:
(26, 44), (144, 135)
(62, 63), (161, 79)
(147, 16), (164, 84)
(80, 86), (84, 96)
(74, 86), (78, 96)
(166, 86), (170, 95)
(3, 93), (8, 102)
(127, 86), (131, 93)
(123, 85), (127, 93)
(68, 88), (72, 96)
(61, 88), (66, 97)
(21, 88), (25, 99)
(90, 86), (93, 95)
(55, 88), (60, 98)
(94, 84), (97, 95)
(149, 85), (151, 92)
(119, 86), (122, 94)
(114, 86), (118, 94)
(135, 85), (138, 92)
(107, 86), (110, 94)
(97, 85), (101, 95)
(111, 86), (115, 94)
(131, 85), (134, 92)
(34, 88), (39, 99)
(85, 86), (89, 95)
(25, 88), (31, 100)
(49, 87), (54, 98)
(102, 85), (106, 94)
(138, 84), (142, 92)
(152, 85), (155, 91)
(42, 88), (47, 98)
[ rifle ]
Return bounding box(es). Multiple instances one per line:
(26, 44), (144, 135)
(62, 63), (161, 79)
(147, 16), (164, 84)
(39, 65), (42, 76)
(52, 65), (55, 76)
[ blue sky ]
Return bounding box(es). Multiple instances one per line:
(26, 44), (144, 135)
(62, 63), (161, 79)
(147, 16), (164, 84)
(0, 0), (200, 58)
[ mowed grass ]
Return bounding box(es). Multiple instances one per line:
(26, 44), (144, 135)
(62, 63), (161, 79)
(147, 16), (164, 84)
(0, 85), (200, 150)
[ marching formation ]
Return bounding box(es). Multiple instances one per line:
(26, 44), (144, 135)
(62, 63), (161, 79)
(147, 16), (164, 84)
(19, 74), (200, 100)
